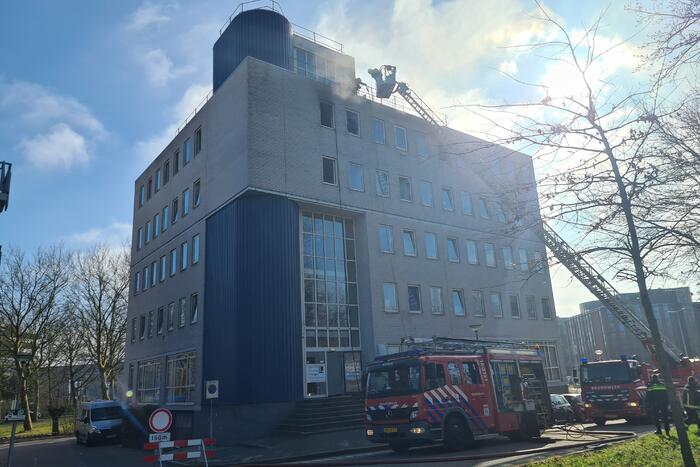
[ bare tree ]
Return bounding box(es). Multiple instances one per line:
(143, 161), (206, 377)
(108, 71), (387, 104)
(69, 245), (129, 400)
(0, 246), (71, 431)
(462, 4), (696, 465)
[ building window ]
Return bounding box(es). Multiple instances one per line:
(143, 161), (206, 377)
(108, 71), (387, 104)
(139, 314), (146, 340)
(460, 191), (473, 215)
(296, 47), (317, 77)
(131, 318), (136, 343)
(160, 256), (167, 282)
(182, 189), (190, 216)
(495, 202), (507, 223)
(184, 138), (192, 164)
(383, 283), (398, 312)
(320, 101), (334, 128)
(155, 169), (161, 192)
(540, 343), (561, 381)
(402, 230), (417, 256)
(510, 295), (521, 319)
(172, 198), (179, 223)
(143, 266), (149, 290)
(194, 127), (202, 155)
(167, 302), (175, 331)
(375, 170), (390, 197)
(378, 225), (393, 253)
(137, 359), (161, 403)
(466, 240), (478, 265)
(170, 249), (177, 276)
(399, 176), (412, 201)
(137, 228), (144, 250)
(322, 157), (337, 185)
(408, 285), (422, 313)
(193, 179), (201, 207)
(472, 290), (485, 317)
(394, 125), (407, 151)
(178, 297), (186, 328)
(147, 310), (154, 337)
(166, 352), (196, 403)
(348, 163), (364, 191)
(542, 297), (553, 319)
(430, 286), (444, 314)
(138, 185), (145, 207)
(135, 271), (141, 294)
(192, 234), (200, 264)
(190, 293), (199, 324)
(533, 251), (545, 274)
(484, 243), (496, 267)
(164, 160), (170, 184)
(173, 149), (180, 175)
(526, 295), (537, 319)
(147, 178), (152, 200)
(502, 246), (514, 270)
(478, 197), (490, 219)
(181, 242), (189, 270)
(425, 232), (438, 259)
(415, 133), (428, 158)
(157, 307), (164, 334)
(490, 292), (503, 318)
(420, 181), (433, 206)
(154, 214), (160, 239)
(372, 118), (385, 144)
(441, 188), (454, 211)
(447, 238), (460, 262)
(151, 261), (157, 287)
(346, 109), (360, 135)
(145, 221), (151, 244)
(452, 289), (466, 316)
(162, 206), (169, 231)
(518, 248), (529, 272)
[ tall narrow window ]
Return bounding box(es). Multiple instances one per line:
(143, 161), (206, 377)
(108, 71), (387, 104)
(420, 181), (433, 206)
(430, 287), (444, 314)
(145, 221), (151, 244)
(148, 310), (153, 337)
(173, 149), (180, 175)
(322, 157), (337, 185)
(415, 133), (428, 158)
(184, 138), (192, 164)
(143, 266), (149, 290)
(394, 125), (407, 151)
(372, 118), (385, 144)
(348, 164), (364, 191)
(542, 297), (553, 319)
(194, 127), (202, 154)
(178, 297), (186, 327)
(167, 302), (175, 331)
(190, 293), (199, 323)
(135, 271), (141, 294)
(383, 283), (398, 312)
(452, 290), (466, 316)
(162, 206), (169, 231)
(153, 214), (160, 239)
(441, 188), (454, 211)
(182, 189), (190, 216)
(447, 238), (460, 262)
(484, 243), (496, 267)
(425, 233), (438, 259)
(170, 249), (177, 276)
(137, 228), (144, 250)
(378, 225), (393, 253)
(155, 169), (161, 192)
(510, 295), (521, 319)
(193, 179), (201, 207)
(160, 255), (167, 281)
(526, 295), (537, 319)
(181, 242), (189, 270)
(157, 307), (164, 334)
(460, 191), (473, 215)
(172, 198), (179, 223)
(496, 202), (507, 223)
(131, 318), (136, 343)
(466, 240), (478, 265)
(320, 101), (334, 128)
(402, 230), (417, 256)
(408, 285), (422, 313)
(139, 314), (146, 339)
(519, 248), (529, 272)
(502, 246), (514, 270)
(164, 160), (170, 184)
(472, 290), (485, 317)
(147, 178), (152, 200)
(151, 261), (157, 287)
(346, 110), (360, 135)
(478, 197), (490, 219)
(192, 234), (200, 264)
(375, 170), (390, 196)
(490, 292), (503, 317)
(533, 251), (545, 274)
(399, 176), (412, 201)
(138, 185), (145, 207)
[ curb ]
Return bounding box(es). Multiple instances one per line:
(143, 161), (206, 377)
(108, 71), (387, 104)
(220, 444), (389, 466)
(0, 433), (72, 445)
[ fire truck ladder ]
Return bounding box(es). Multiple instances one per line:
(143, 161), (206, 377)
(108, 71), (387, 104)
(400, 337), (536, 355)
(367, 65), (446, 127)
(542, 223), (683, 363)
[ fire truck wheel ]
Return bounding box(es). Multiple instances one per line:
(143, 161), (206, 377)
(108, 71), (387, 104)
(388, 441), (410, 453)
(593, 417), (607, 426)
(444, 414), (472, 451)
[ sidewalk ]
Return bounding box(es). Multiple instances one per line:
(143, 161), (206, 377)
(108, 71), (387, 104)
(179, 427), (385, 466)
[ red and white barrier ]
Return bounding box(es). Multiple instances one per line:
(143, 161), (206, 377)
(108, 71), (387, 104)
(144, 437), (216, 466)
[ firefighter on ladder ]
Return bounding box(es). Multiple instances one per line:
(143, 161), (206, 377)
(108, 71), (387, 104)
(647, 374), (670, 436)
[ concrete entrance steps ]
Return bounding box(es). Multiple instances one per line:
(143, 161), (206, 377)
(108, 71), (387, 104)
(277, 394), (365, 435)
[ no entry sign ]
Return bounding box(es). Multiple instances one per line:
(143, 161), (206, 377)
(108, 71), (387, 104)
(148, 408), (173, 433)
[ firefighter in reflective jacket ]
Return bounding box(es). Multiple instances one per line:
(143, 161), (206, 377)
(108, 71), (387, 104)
(647, 374), (670, 435)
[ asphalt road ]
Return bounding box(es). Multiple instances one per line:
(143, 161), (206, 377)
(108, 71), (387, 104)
(0, 436), (143, 467)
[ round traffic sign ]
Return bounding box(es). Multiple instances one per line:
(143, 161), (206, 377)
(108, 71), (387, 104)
(148, 408), (173, 433)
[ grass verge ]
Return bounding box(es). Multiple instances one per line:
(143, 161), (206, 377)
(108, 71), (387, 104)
(0, 417), (75, 440)
(530, 427), (700, 466)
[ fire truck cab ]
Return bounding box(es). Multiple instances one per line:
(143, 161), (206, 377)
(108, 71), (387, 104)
(364, 339), (552, 452)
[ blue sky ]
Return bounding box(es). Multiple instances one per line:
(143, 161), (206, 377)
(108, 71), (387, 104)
(0, 0), (658, 315)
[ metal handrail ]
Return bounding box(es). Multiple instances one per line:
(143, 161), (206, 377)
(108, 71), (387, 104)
(176, 89), (213, 135)
(219, 0), (284, 35)
(292, 23), (344, 53)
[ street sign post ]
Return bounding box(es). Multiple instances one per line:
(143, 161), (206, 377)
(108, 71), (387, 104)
(205, 380), (219, 439)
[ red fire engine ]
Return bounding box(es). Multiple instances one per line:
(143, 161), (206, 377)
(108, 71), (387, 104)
(364, 338), (552, 452)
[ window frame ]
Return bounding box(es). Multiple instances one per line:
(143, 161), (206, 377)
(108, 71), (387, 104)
(190, 293), (199, 324)
(348, 163), (365, 191)
(490, 292), (503, 318)
(460, 191), (473, 216)
(466, 240), (479, 265)
(372, 118), (385, 144)
(322, 156), (338, 185)
(430, 286), (444, 315)
(419, 180), (433, 207)
(183, 138), (192, 165)
(383, 282), (398, 313)
(398, 176), (412, 202)
(192, 234), (200, 264)
(194, 127), (202, 155)
(424, 232), (438, 259)
(484, 243), (497, 268)
(345, 109), (360, 136)
(193, 179), (201, 208)
(526, 295), (537, 319)
(510, 295), (522, 319)
(378, 225), (394, 253)
(182, 189), (190, 217)
(407, 285), (422, 313)
(452, 289), (466, 317)
(472, 290), (486, 317)
(166, 351), (196, 404)
(441, 187), (455, 211)
(375, 170), (390, 197)
(394, 125), (408, 152)
(181, 241), (189, 270)
(447, 237), (460, 263)
(402, 229), (417, 257)
(160, 255), (167, 282)
(170, 249), (177, 276)
(478, 197), (490, 219)
(320, 100), (334, 128)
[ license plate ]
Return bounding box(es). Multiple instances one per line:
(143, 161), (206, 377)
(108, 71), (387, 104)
(383, 427), (398, 433)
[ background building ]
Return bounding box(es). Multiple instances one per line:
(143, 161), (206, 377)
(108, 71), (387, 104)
(124, 7), (562, 440)
(559, 287), (699, 378)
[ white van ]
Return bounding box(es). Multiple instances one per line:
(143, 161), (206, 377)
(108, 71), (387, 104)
(75, 400), (123, 445)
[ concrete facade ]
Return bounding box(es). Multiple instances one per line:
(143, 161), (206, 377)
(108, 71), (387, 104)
(124, 17), (563, 440)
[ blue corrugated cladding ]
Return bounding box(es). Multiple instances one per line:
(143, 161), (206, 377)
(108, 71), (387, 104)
(213, 9), (293, 92)
(204, 192), (303, 403)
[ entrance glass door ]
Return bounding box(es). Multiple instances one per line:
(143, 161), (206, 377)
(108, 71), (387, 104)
(305, 352), (327, 397)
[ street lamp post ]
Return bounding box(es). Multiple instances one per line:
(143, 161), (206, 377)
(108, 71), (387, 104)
(7, 351), (32, 467)
(469, 324), (482, 341)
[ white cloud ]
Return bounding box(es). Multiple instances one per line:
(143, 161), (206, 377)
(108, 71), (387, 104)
(126, 1), (177, 31)
(67, 221), (132, 248)
(498, 60), (519, 75)
(19, 123), (90, 170)
(136, 48), (194, 87)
